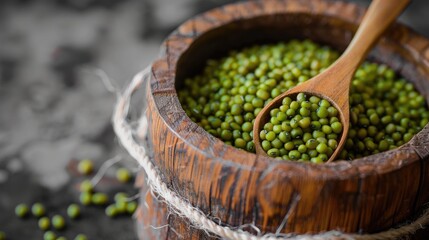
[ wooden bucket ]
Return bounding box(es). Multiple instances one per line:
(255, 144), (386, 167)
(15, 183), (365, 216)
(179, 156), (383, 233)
(135, 0), (429, 238)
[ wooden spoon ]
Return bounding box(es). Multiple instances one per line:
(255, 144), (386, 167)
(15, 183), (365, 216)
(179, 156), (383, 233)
(253, 0), (410, 162)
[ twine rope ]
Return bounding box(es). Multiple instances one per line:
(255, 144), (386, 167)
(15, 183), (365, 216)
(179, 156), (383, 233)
(112, 69), (429, 240)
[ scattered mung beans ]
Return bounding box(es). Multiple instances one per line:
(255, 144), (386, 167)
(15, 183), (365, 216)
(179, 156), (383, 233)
(11, 158), (137, 238)
(114, 192), (127, 202)
(105, 204), (118, 218)
(91, 193), (108, 206)
(38, 217), (50, 231)
(79, 192), (92, 206)
(74, 234), (88, 240)
(115, 200), (127, 213)
(52, 215), (66, 230)
(127, 201), (137, 214)
(116, 168), (131, 183)
(43, 231), (56, 240)
(15, 204), (29, 218)
(77, 159), (94, 176)
(67, 204), (81, 219)
(31, 202), (46, 218)
(79, 180), (94, 193)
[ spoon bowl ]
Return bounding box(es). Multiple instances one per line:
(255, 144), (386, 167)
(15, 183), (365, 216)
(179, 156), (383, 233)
(253, 90), (350, 162)
(253, 0), (411, 162)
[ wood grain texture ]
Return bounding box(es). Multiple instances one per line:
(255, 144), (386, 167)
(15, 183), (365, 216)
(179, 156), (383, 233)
(137, 0), (429, 238)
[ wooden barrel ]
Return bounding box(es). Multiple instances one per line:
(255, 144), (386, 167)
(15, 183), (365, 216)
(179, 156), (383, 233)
(135, 0), (429, 238)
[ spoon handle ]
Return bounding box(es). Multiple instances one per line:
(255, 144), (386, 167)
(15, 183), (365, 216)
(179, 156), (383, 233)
(340, 0), (411, 70)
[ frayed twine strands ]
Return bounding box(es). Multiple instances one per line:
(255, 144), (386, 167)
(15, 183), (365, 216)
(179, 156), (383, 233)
(112, 68), (429, 240)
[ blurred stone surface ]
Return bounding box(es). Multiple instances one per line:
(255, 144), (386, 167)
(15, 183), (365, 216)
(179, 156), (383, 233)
(0, 1), (154, 239)
(21, 139), (103, 189)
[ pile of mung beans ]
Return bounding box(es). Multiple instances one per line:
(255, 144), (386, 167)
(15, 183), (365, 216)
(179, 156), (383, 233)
(178, 40), (429, 162)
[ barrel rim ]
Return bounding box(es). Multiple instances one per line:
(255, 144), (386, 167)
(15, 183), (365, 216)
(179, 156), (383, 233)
(149, 0), (429, 179)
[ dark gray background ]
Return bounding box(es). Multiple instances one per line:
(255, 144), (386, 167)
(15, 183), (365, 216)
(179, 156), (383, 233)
(0, 0), (428, 239)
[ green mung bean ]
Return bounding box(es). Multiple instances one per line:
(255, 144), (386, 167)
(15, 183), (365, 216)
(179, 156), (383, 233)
(38, 217), (50, 231)
(52, 215), (66, 230)
(15, 204), (29, 218)
(44, 231), (56, 240)
(178, 40), (429, 161)
(31, 202), (46, 218)
(116, 168), (131, 183)
(74, 234), (88, 240)
(67, 204), (80, 219)
(77, 159), (94, 176)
